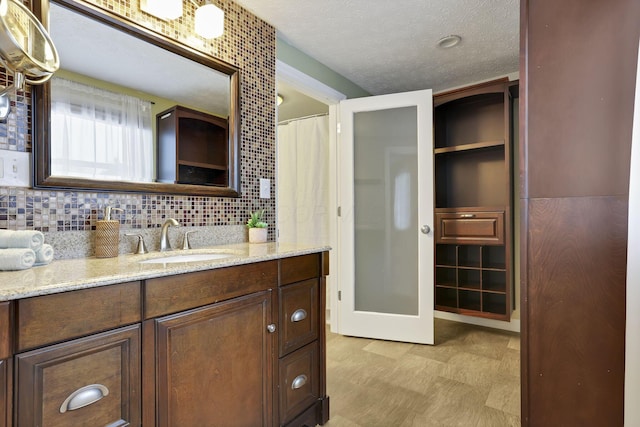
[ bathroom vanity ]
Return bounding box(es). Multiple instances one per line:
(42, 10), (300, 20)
(0, 243), (329, 427)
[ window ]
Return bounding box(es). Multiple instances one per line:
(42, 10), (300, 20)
(50, 77), (154, 182)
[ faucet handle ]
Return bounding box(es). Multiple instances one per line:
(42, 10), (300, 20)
(125, 234), (148, 254)
(182, 230), (197, 250)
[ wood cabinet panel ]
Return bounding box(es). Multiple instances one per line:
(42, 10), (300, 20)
(435, 209), (504, 245)
(279, 279), (318, 357)
(0, 303), (9, 360)
(0, 359), (9, 427)
(15, 325), (140, 427)
(524, 197), (627, 425)
(16, 282), (141, 352)
(525, 0), (640, 199)
(145, 260), (277, 318)
(279, 342), (319, 425)
(280, 254), (320, 286)
(154, 291), (273, 427)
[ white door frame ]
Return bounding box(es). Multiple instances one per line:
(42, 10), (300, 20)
(276, 60), (346, 333)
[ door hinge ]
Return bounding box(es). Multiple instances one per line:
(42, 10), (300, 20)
(337, 206), (341, 217)
(338, 291), (342, 301)
(337, 122), (341, 134)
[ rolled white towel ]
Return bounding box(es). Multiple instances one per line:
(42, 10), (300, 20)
(0, 248), (36, 271)
(0, 230), (45, 251)
(34, 243), (54, 266)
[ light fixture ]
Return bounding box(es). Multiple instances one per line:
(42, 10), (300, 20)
(277, 94), (284, 106)
(437, 34), (462, 49)
(195, 1), (224, 39)
(140, 0), (183, 20)
(0, 0), (59, 120)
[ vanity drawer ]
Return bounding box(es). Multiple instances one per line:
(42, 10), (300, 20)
(279, 279), (319, 357)
(279, 342), (319, 425)
(435, 210), (504, 245)
(144, 260), (277, 318)
(16, 282), (141, 351)
(15, 324), (140, 427)
(0, 302), (10, 359)
(280, 254), (320, 286)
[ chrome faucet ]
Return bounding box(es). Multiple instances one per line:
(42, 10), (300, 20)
(160, 218), (180, 252)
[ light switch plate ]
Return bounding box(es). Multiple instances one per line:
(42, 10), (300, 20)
(0, 149), (31, 187)
(260, 178), (270, 199)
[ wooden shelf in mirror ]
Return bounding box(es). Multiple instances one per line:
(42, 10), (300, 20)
(158, 105), (229, 187)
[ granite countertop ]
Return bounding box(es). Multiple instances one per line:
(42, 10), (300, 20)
(0, 242), (330, 301)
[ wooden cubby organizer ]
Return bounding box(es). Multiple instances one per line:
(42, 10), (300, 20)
(157, 105), (229, 186)
(433, 78), (517, 321)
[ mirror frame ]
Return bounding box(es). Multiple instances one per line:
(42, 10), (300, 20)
(32, 0), (241, 197)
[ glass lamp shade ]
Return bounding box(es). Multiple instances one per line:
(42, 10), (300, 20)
(195, 3), (224, 39)
(140, 0), (183, 21)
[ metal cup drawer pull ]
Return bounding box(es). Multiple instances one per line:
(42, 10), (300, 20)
(290, 309), (307, 323)
(460, 214), (476, 218)
(60, 384), (109, 413)
(291, 374), (308, 390)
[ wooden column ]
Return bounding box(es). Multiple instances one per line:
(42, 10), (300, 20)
(520, 0), (640, 425)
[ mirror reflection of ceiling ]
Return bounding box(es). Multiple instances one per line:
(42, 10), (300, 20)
(49, 2), (229, 116)
(277, 81), (328, 123)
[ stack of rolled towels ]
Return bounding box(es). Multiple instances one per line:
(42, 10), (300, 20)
(0, 230), (54, 271)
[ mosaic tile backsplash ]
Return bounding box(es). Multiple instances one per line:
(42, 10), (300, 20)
(0, 0), (277, 257)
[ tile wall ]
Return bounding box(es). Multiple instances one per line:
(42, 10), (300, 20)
(0, 0), (276, 255)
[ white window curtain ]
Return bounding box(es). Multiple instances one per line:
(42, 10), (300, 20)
(50, 77), (154, 182)
(277, 115), (330, 246)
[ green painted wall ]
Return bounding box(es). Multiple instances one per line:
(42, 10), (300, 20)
(277, 37), (370, 99)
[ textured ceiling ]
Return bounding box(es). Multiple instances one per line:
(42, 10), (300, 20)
(235, 0), (520, 95)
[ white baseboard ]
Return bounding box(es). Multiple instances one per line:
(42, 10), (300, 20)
(435, 310), (521, 333)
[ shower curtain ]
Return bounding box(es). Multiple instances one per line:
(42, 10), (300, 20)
(277, 115), (330, 246)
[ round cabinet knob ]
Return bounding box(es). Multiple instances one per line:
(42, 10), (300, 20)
(267, 324), (276, 333)
(421, 225), (431, 234)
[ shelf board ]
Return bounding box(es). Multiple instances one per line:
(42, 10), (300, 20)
(434, 140), (505, 154)
(435, 264), (457, 269)
(435, 283), (457, 289)
(482, 266), (507, 272)
(481, 289), (507, 295)
(178, 160), (227, 170)
(458, 284), (481, 291)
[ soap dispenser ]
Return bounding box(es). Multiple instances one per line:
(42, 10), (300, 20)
(95, 206), (124, 258)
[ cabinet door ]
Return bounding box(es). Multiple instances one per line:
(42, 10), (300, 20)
(15, 325), (140, 427)
(155, 290), (273, 427)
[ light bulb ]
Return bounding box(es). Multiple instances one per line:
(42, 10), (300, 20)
(195, 3), (224, 39)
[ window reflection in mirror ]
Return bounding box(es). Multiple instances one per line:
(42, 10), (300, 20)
(34, 0), (240, 197)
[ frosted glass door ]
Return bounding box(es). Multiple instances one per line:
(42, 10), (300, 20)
(338, 90), (434, 344)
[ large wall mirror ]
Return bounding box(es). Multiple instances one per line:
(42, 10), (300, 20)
(33, 0), (241, 197)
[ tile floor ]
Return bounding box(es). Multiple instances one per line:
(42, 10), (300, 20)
(324, 319), (521, 427)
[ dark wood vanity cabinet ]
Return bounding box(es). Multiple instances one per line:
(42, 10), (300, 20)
(433, 79), (516, 321)
(4, 252), (329, 427)
(157, 105), (229, 187)
(277, 254), (329, 427)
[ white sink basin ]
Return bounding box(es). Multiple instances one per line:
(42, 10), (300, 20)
(139, 253), (233, 264)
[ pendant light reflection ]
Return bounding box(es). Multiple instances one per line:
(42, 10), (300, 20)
(140, 0), (224, 39)
(140, 0), (183, 21)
